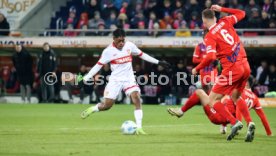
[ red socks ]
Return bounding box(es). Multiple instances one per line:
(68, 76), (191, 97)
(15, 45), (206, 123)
(181, 92), (200, 112)
(236, 98), (252, 125)
(213, 101), (237, 125)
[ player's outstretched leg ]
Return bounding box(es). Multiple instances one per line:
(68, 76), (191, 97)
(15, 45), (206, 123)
(245, 122), (256, 142)
(80, 98), (115, 119)
(167, 91), (201, 118)
(227, 120), (243, 141)
(167, 108), (184, 118)
(80, 104), (99, 119)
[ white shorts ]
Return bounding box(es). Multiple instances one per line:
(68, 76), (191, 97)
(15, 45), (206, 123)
(104, 80), (140, 100)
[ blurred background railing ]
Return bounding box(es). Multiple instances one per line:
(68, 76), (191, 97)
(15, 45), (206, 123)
(1, 28), (276, 37)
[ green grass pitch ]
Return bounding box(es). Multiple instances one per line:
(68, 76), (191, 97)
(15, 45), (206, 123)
(0, 104), (276, 156)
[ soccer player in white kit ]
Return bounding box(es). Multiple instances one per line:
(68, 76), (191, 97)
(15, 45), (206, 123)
(79, 29), (170, 134)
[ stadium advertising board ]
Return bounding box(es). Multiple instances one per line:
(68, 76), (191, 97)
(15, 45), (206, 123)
(0, 36), (276, 48)
(259, 98), (276, 107)
(0, 0), (41, 29)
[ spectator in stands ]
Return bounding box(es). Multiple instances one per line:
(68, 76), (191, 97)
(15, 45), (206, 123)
(261, 11), (270, 28)
(144, 0), (158, 19)
(173, 0), (185, 16)
(156, 64), (171, 104)
(245, 0), (261, 18)
(132, 21), (148, 36)
(147, 11), (160, 36)
(77, 13), (89, 29)
(172, 60), (190, 103)
(78, 65), (94, 104)
(266, 20), (276, 35)
(217, 0), (228, 7)
(256, 60), (268, 84)
(66, 6), (78, 28)
(64, 24), (77, 37)
(175, 21), (191, 37)
(189, 12), (202, 36)
(76, 13), (89, 36)
(85, 0), (101, 19)
(106, 11), (117, 29)
(54, 67), (62, 103)
(173, 11), (186, 29)
(120, 0), (133, 19)
(229, 0), (243, 10)
(114, 0), (123, 10)
(268, 64), (276, 91)
(228, 0), (245, 28)
(88, 11), (104, 29)
(95, 22), (108, 36)
(37, 43), (57, 103)
(205, 0), (212, 9)
(247, 8), (262, 28)
(130, 10), (146, 29)
(117, 12), (130, 29)
(101, 0), (118, 19)
(268, 0), (276, 20)
(0, 13), (10, 36)
(161, 0), (174, 19)
(263, 0), (271, 13)
(259, 65), (270, 86)
(12, 44), (33, 103)
(159, 12), (174, 36)
(108, 24), (118, 36)
(186, 0), (202, 21)
(79, 25), (88, 36)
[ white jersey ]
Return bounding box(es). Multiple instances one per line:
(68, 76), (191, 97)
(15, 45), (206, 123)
(98, 41), (143, 82)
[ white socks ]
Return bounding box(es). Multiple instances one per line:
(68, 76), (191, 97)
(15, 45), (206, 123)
(92, 103), (100, 112)
(134, 109), (143, 128)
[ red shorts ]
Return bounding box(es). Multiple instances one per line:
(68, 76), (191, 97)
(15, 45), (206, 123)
(212, 60), (250, 95)
(203, 105), (229, 125)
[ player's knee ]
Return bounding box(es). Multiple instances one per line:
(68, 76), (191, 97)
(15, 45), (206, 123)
(195, 89), (205, 96)
(131, 92), (140, 101)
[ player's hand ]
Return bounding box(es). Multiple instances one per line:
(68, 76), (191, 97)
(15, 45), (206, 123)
(210, 5), (222, 12)
(192, 68), (198, 75)
(158, 60), (171, 69)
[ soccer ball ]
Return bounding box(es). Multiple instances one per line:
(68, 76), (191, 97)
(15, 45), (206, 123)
(121, 120), (137, 135)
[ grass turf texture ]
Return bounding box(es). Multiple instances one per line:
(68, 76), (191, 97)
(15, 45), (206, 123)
(0, 104), (276, 156)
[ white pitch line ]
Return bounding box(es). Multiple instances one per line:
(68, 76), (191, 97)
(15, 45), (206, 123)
(0, 124), (209, 132)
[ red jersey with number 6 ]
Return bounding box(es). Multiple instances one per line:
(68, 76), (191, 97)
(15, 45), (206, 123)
(204, 14), (247, 70)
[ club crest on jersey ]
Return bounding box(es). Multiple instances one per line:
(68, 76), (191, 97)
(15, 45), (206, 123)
(206, 45), (212, 51)
(127, 49), (131, 54)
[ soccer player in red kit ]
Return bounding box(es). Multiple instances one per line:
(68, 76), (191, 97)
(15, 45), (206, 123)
(192, 5), (255, 142)
(168, 30), (218, 118)
(224, 82), (272, 136)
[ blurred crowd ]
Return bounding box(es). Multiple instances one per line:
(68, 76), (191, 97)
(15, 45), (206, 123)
(1, 0), (276, 37)
(63, 0), (276, 37)
(0, 44), (276, 104)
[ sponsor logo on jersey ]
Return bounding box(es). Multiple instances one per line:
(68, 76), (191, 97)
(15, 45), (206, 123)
(110, 55), (132, 64)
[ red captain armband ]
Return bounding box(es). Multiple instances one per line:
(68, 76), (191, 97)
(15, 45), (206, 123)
(138, 52), (143, 57)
